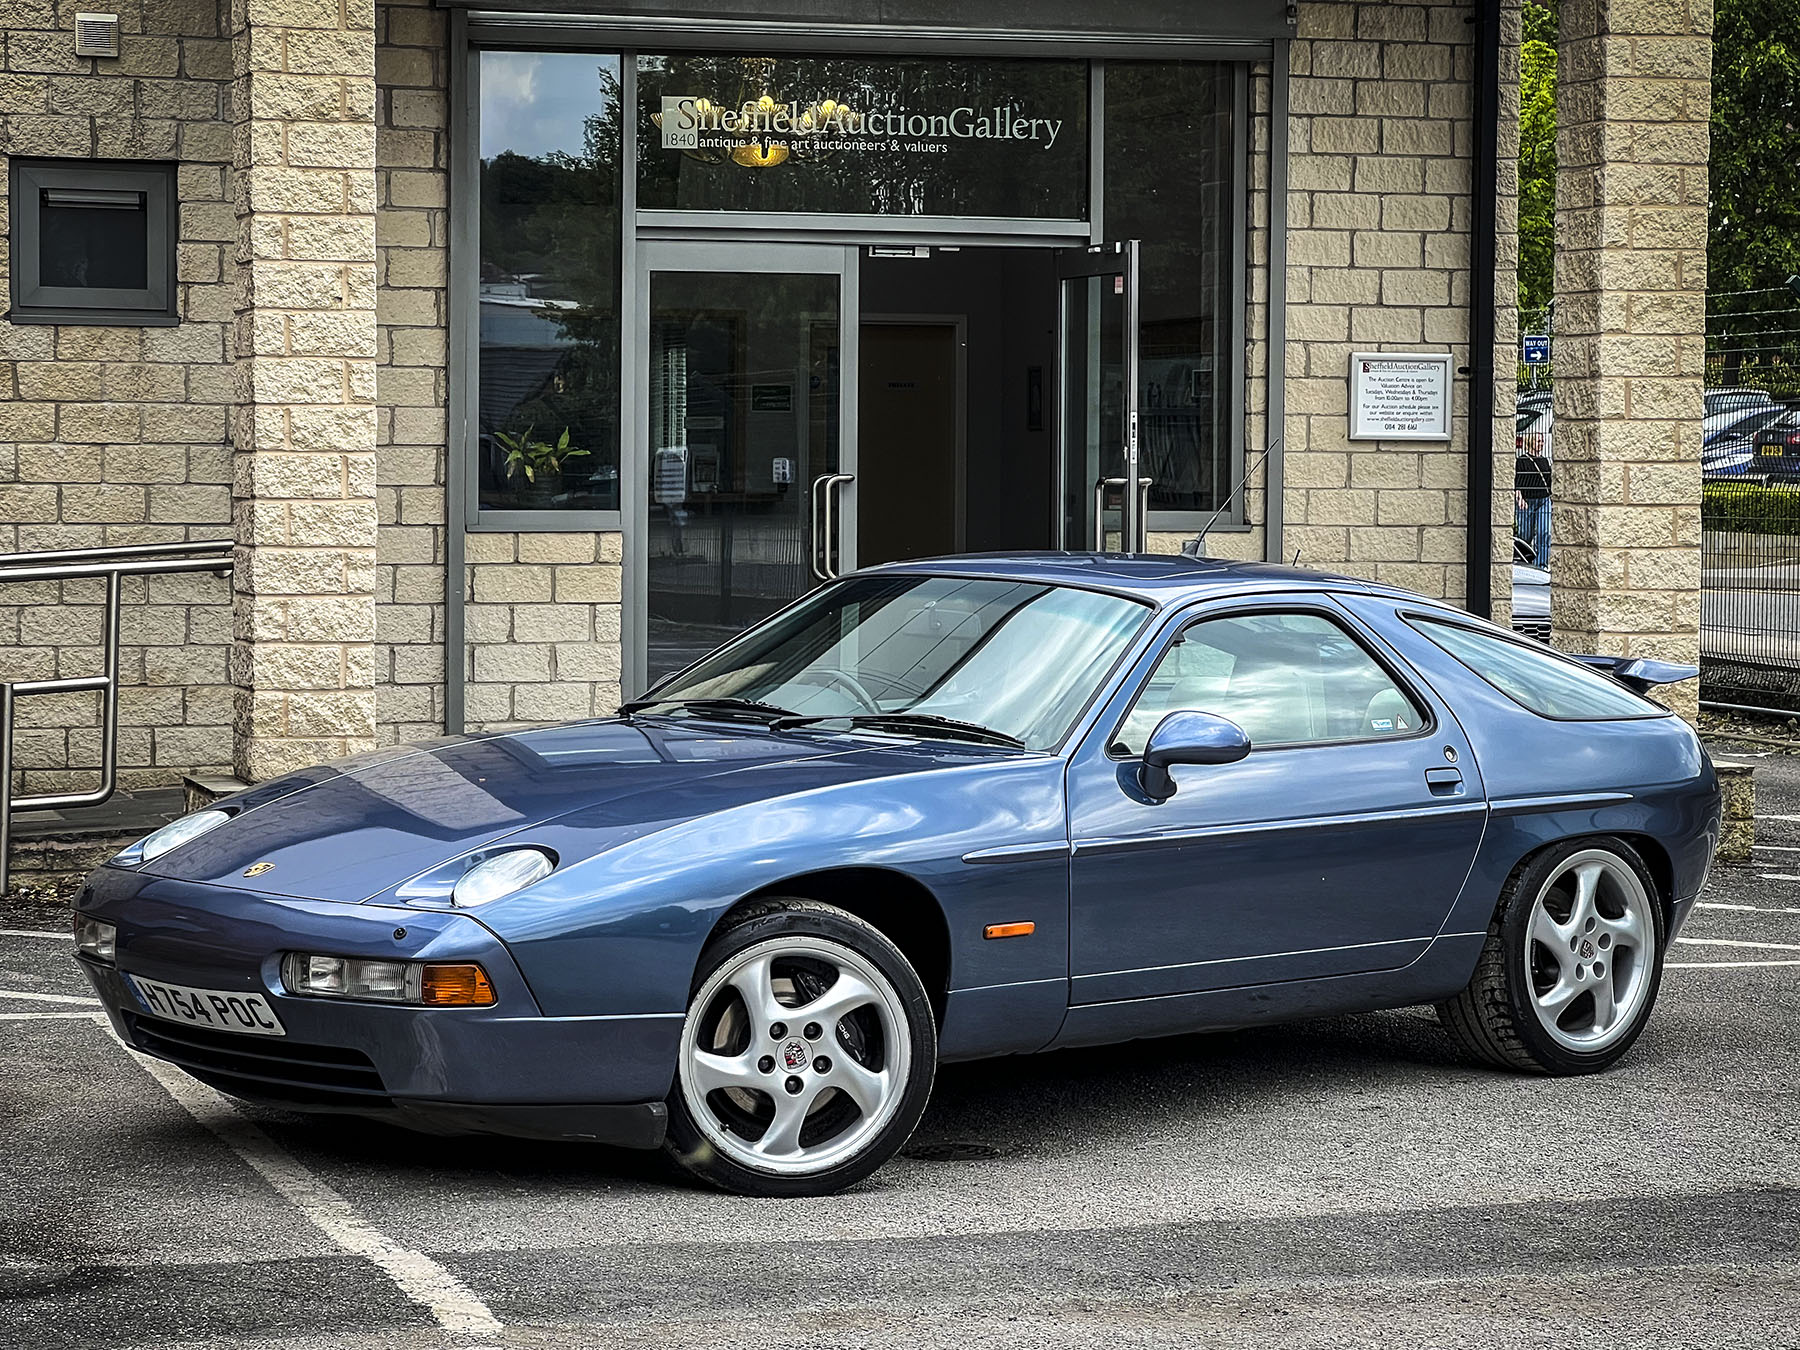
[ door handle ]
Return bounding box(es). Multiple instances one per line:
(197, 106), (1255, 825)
(1093, 477), (1129, 551)
(1134, 475), (1153, 552)
(809, 475), (831, 581)
(1425, 767), (1464, 796)
(817, 473), (854, 579)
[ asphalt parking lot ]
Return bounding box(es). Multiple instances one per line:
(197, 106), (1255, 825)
(4, 748), (1799, 1349)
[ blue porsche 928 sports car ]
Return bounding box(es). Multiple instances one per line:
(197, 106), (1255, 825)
(74, 555), (1720, 1195)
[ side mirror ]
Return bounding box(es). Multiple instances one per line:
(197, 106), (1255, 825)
(1139, 710), (1250, 801)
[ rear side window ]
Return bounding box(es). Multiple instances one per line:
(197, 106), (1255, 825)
(1412, 619), (1664, 720)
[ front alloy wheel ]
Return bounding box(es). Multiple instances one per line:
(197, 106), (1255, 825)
(665, 901), (936, 1195)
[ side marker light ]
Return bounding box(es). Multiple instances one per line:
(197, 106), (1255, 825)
(984, 922), (1036, 940)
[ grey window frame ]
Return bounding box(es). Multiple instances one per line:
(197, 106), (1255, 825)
(8, 158), (178, 327)
(454, 20), (1261, 539)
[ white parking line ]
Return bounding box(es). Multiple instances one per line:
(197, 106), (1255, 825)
(1698, 902), (1800, 915)
(1675, 937), (1800, 951)
(1758, 874), (1800, 882)
(1751, 844), (1800, 852)
(0, 929), (71, 940)
(0, 1011), (109, 1021)
(1667, 960), (1800, 969)
(120, 1042), (503, 1337)
(0, 989), (102, 1005)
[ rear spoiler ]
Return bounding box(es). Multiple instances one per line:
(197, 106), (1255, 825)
(1568, 654), (1699, 695)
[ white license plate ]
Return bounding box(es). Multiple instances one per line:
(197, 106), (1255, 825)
(128, 974), (286, 1038)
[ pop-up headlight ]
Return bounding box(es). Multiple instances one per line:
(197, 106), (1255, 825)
(450, 848), (555, 907)
(119, 809), (231, 865)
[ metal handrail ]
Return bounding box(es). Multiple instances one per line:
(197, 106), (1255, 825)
(0, 540), (233, 892)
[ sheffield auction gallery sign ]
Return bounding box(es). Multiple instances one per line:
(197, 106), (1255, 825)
(660, 96), (1069, 154)
(1347, 352), (1453, 441)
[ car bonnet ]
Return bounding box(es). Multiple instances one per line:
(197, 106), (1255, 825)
(126, 719), (888, 902)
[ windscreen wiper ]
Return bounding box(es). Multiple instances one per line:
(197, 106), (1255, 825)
(776, 711), (1026, 750)
(618, 696), (799, 724)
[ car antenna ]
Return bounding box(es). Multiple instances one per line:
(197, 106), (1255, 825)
(1182, 435), (1283, 560)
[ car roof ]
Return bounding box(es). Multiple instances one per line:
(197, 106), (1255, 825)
(854, 550), (1450, 611)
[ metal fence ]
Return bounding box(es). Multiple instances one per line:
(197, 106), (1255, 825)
(0, 539), (233, 892)
(1701, 482), (1800, 713)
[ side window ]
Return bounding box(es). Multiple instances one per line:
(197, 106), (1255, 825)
(1113, 611), (1425, 755)
(1412, 618), (1664, 720)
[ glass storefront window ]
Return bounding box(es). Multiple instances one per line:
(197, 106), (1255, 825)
(1104, 62), (1238, 516)
(478, 51), (624, 513)
(637, 55), (1088, 219)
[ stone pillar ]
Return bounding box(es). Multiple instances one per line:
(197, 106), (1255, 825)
(228, 0), (380, 779)
(1551, 0), (1712, 716)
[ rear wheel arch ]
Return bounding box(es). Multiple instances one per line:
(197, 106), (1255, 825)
(712, 868), (952, 1021)
(1497, 830), (1677, 926)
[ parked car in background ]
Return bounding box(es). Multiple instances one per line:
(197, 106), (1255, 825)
(1702, 404), (1792, 481)
(72, 556), (1717, 1196)
(1749, 408), (1800, 483)
(1511, 559), (1551, 644)
(1704, 387), (1779, 420)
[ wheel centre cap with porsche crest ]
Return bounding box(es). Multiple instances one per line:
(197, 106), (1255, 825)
(781, 1039), (810, 1071)
(1579, 939), (1595, 959)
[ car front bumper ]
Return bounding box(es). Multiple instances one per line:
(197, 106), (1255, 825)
(76, 865), (679, 1147)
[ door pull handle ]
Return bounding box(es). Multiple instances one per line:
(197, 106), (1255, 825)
(1425, 768), (1464, 796)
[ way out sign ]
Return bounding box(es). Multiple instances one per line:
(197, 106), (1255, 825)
(1522, 334), (1551, 364)
(1347, 352), (1452, 442)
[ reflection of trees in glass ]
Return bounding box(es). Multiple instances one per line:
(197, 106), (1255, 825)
(479, 58), (625, 509)
(637, 55), (1087, 218)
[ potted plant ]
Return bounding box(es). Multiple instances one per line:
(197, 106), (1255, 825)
(495, 425), (588, 505)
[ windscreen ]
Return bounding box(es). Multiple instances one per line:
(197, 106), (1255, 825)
(652, 575), (1150, 750)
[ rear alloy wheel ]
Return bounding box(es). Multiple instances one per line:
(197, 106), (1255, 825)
(664, 901), (936, 1196)
(1439, 838), (1667, 1074)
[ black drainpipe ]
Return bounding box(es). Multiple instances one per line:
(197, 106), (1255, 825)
(1465, 0), (1502, 618)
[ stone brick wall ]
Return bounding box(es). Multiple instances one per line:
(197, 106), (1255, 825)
(0, 1), (236, 794)
(1277, 0), (1491, 605)
(464, 532), (623, 727)
(227, 0), (381, 782)
(374, 0), (450, 742)
(1551, 0), (1709, 713)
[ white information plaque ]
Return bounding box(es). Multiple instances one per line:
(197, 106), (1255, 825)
(1347, 351), (1453, 441)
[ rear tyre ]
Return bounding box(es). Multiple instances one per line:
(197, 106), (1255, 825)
(1438, 837), (1666, 1075)
(663, 899), (937, 1196)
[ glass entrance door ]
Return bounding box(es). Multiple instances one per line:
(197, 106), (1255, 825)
(638, 243), (856, 687)
(1056, 241), (1143, 552)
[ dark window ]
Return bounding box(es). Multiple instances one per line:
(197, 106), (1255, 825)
(8, 159), (176, 325)
(1115, 611), (1425, 754)
(478, 51), (625, 514)
(1411, 619), (1665, 721)
(637, 54), (1089, 219)
(1103, 62), (1238, 516)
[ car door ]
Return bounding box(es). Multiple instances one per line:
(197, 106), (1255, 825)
(1065, 596), (1488, 1004)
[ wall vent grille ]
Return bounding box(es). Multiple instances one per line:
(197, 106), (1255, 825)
(74, 13), (121, 59)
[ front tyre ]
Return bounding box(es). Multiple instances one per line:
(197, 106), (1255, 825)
(664, 900), (937, 1196)
(1438, 838), (1667, 1075)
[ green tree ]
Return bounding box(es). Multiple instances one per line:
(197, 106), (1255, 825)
(1707, 0), (1800, 386)
(1517, 0), (1558, 317)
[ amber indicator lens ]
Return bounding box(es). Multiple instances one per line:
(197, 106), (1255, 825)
(420, 963), (496, 1006)
(983, 922), (1036, 940)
